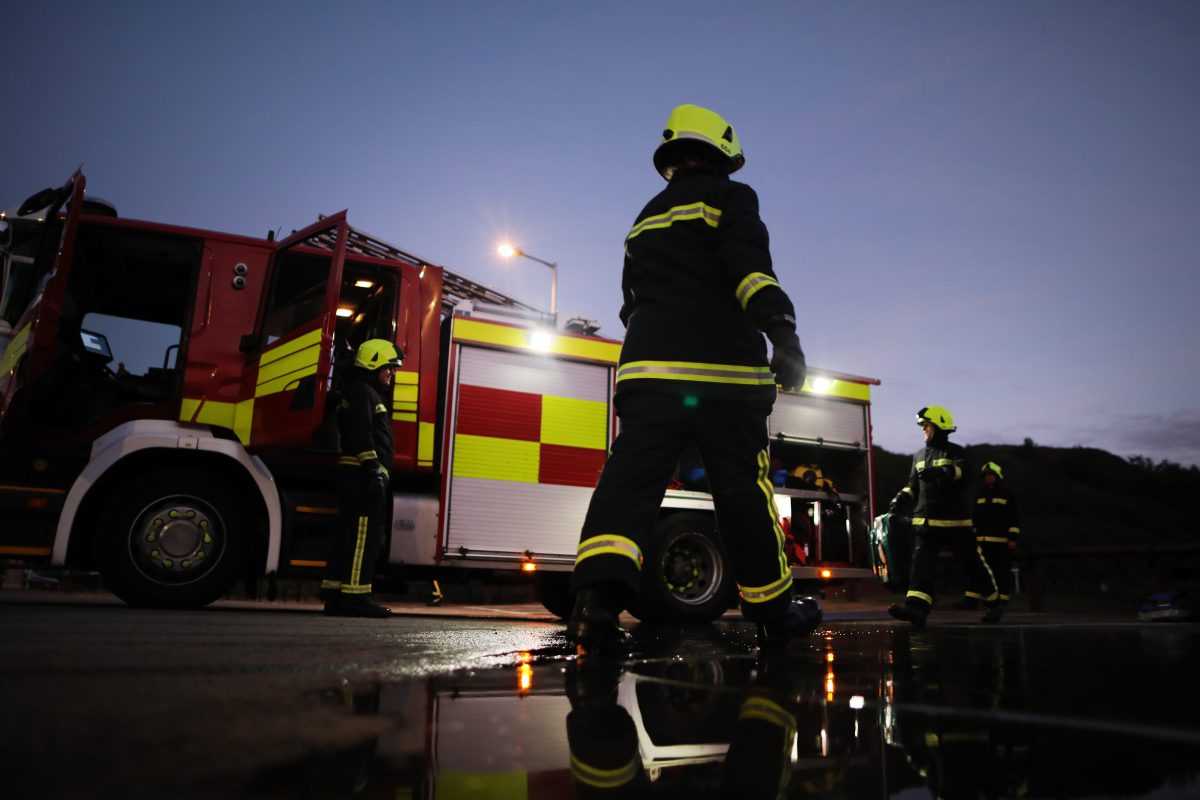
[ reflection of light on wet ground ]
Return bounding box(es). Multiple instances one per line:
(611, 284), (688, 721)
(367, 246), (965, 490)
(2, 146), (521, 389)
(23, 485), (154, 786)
(265, 622), (1200, 799)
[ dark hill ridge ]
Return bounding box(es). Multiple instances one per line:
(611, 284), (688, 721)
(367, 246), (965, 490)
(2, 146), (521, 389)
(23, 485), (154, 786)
(872, 442), (1200, 547)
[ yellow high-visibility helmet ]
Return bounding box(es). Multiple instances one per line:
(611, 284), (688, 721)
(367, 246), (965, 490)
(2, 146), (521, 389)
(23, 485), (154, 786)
(653, 104), (745, 180)
(981, 461), (1004, 479)
(916, 405), (956, 432)
(354, 339), (403, 370)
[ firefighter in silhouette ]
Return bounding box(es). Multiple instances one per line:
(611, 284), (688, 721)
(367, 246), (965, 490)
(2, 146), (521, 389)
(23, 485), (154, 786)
(566, 104), (820, 654)
(887, 406), (1002, 625)
(320, 339), (402, 618)
(958, 461), (1021, 614)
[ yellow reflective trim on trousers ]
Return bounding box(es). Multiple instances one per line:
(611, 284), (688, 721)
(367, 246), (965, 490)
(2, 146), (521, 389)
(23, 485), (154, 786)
(739, 695), (798, 732)
(976, 535), (1009, 543)
(356, 450), (377, 462)
(617, 360), (775, 385)
(626, 201), (722, 242)
(349, 516), (368, 590)
(754, 447), (790, 582)
(907, 590), (933, 604)
(571, 754), (642, 789)
(576, 535), (643, 569)
(338, 456), (358, 465)
(1009, 527), (1020, 534)
(739, 573), (793, 603)
(911, 518), (973, 527)
(735, 272), (781, 308)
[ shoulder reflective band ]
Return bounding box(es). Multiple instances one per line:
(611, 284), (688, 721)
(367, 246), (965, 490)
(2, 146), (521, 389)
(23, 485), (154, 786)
(626, 201), (722, 242)
(738, 695), (797, 733)
(571, 753), (642, 790)
(735, 272), (781, 308)
(576, 535), (643, 569)
(738, 574), (793, 604)
(617, 360), (775, 385)
(911, 518), (973, 528)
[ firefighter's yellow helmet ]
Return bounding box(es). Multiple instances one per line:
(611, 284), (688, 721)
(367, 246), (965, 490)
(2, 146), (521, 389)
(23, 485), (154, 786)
(653, 104), (745, 180)
(916, 405), (956, 432)
(354, 339), (403, 370)
(981, 461), (1004, 479)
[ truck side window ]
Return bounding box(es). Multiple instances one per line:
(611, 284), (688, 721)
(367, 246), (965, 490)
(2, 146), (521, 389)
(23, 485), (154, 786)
(262, 250), (330, 344)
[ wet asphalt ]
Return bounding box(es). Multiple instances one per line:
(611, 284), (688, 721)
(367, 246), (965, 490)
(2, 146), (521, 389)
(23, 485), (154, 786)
(2, 592), (1198, 799)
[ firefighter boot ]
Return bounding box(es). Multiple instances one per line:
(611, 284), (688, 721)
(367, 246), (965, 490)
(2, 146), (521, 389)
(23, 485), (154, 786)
(888, 602), (928, 627)
(326, 594), (393, 618)
(982, 602), (1006, 624)
(756, 596), (823, 649)
(566, 582), (631, 658)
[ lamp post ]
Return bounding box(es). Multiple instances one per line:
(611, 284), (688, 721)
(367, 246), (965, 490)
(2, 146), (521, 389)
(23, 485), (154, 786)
(497, 243), (558, 318)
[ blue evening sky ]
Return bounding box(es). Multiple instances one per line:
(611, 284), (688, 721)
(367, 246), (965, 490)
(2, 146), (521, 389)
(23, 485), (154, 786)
(4, 1), (1198, 465)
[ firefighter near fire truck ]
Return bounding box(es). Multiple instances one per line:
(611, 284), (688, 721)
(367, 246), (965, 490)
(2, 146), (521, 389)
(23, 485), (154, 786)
(566, 104), (823, 654)
(887, 406), (1003, 626)
(319, 339), (402, 618)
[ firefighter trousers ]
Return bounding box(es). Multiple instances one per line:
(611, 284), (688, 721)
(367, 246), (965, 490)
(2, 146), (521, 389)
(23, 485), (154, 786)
(322, 466), (387, 597)
(977, 539), (1014, 603)
(569, 391), (793, 621)
(904, 527), (999, 612)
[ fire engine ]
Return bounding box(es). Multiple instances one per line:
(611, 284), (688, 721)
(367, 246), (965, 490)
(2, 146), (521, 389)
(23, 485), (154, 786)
(0, 171), (879, 620)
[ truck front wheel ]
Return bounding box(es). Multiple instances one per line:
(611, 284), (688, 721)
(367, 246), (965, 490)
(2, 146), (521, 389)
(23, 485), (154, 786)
(631, 512), (735, 623)
(95, 469), (250, 608)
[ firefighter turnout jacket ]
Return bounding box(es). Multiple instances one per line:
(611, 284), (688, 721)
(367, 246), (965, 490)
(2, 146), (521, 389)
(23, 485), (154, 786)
(338, 372), (394, 475)
(894, 440), (971, 529)
(616, 165), (797, 398)
(974, 482), (1020, 545)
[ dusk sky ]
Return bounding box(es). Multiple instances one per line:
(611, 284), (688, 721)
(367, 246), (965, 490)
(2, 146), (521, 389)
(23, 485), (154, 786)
(5, 2), (1198, 466)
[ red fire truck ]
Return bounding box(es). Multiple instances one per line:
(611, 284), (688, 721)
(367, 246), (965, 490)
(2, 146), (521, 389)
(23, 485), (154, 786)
(0, 171), (879, 619)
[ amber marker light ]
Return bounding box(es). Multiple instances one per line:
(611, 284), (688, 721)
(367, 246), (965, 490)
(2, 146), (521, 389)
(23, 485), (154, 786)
(521, 561), (537, 572)
(820, 568), (833, 579)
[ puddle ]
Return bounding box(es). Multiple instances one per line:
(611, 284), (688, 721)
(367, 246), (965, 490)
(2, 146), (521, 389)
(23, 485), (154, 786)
(255, 623), (1200, 798)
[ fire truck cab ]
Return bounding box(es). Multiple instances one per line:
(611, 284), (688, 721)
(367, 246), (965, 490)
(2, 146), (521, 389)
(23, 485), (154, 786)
(0, 172), (878, 618)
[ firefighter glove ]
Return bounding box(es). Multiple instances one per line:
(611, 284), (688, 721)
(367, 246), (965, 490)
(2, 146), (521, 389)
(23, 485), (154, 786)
(364, 463), (389, 499)
(917, 465), (953, 484)
(766, 323), (806, 392)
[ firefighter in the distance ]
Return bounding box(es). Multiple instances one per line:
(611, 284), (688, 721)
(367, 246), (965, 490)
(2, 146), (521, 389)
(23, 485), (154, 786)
(960, 461), (1020, 614)
(566, 104), (821, 654)
(320, 339), (402, 618)
(888, 406), (1003, 625)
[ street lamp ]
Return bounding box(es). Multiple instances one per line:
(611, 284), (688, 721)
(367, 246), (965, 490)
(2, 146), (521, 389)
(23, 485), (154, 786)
(497, 243), (558, 318)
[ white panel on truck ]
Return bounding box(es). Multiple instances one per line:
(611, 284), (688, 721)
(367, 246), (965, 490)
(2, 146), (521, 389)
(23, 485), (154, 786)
(769, 394), (868, 450)
(443, 344), (613, 561)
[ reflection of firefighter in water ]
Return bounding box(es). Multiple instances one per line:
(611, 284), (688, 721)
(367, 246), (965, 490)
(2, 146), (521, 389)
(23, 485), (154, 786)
(886, 630), (1032, 800)
(564, 652), (834, 799)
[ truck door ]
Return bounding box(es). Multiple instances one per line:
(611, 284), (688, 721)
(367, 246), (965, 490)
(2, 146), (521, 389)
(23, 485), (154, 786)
(243, 213), (349, 450)
(0, 171), (86, 431)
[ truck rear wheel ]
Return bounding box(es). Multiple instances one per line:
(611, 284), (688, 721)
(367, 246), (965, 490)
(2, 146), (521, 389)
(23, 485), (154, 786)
(95, 468), (250, 608)
(631, 512), (734, 623)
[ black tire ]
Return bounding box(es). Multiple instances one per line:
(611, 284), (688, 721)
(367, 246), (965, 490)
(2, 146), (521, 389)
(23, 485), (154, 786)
(631, 512), (735, 623)
(533, 572), (573, 619)
(94, 468), (251, 608)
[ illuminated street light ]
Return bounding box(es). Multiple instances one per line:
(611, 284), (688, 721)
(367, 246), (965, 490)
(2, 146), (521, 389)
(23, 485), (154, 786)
(497, 243), (558, 317)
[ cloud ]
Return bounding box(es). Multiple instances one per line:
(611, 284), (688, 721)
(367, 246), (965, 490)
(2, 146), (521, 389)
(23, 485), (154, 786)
(1039, 409), (1200, 468)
